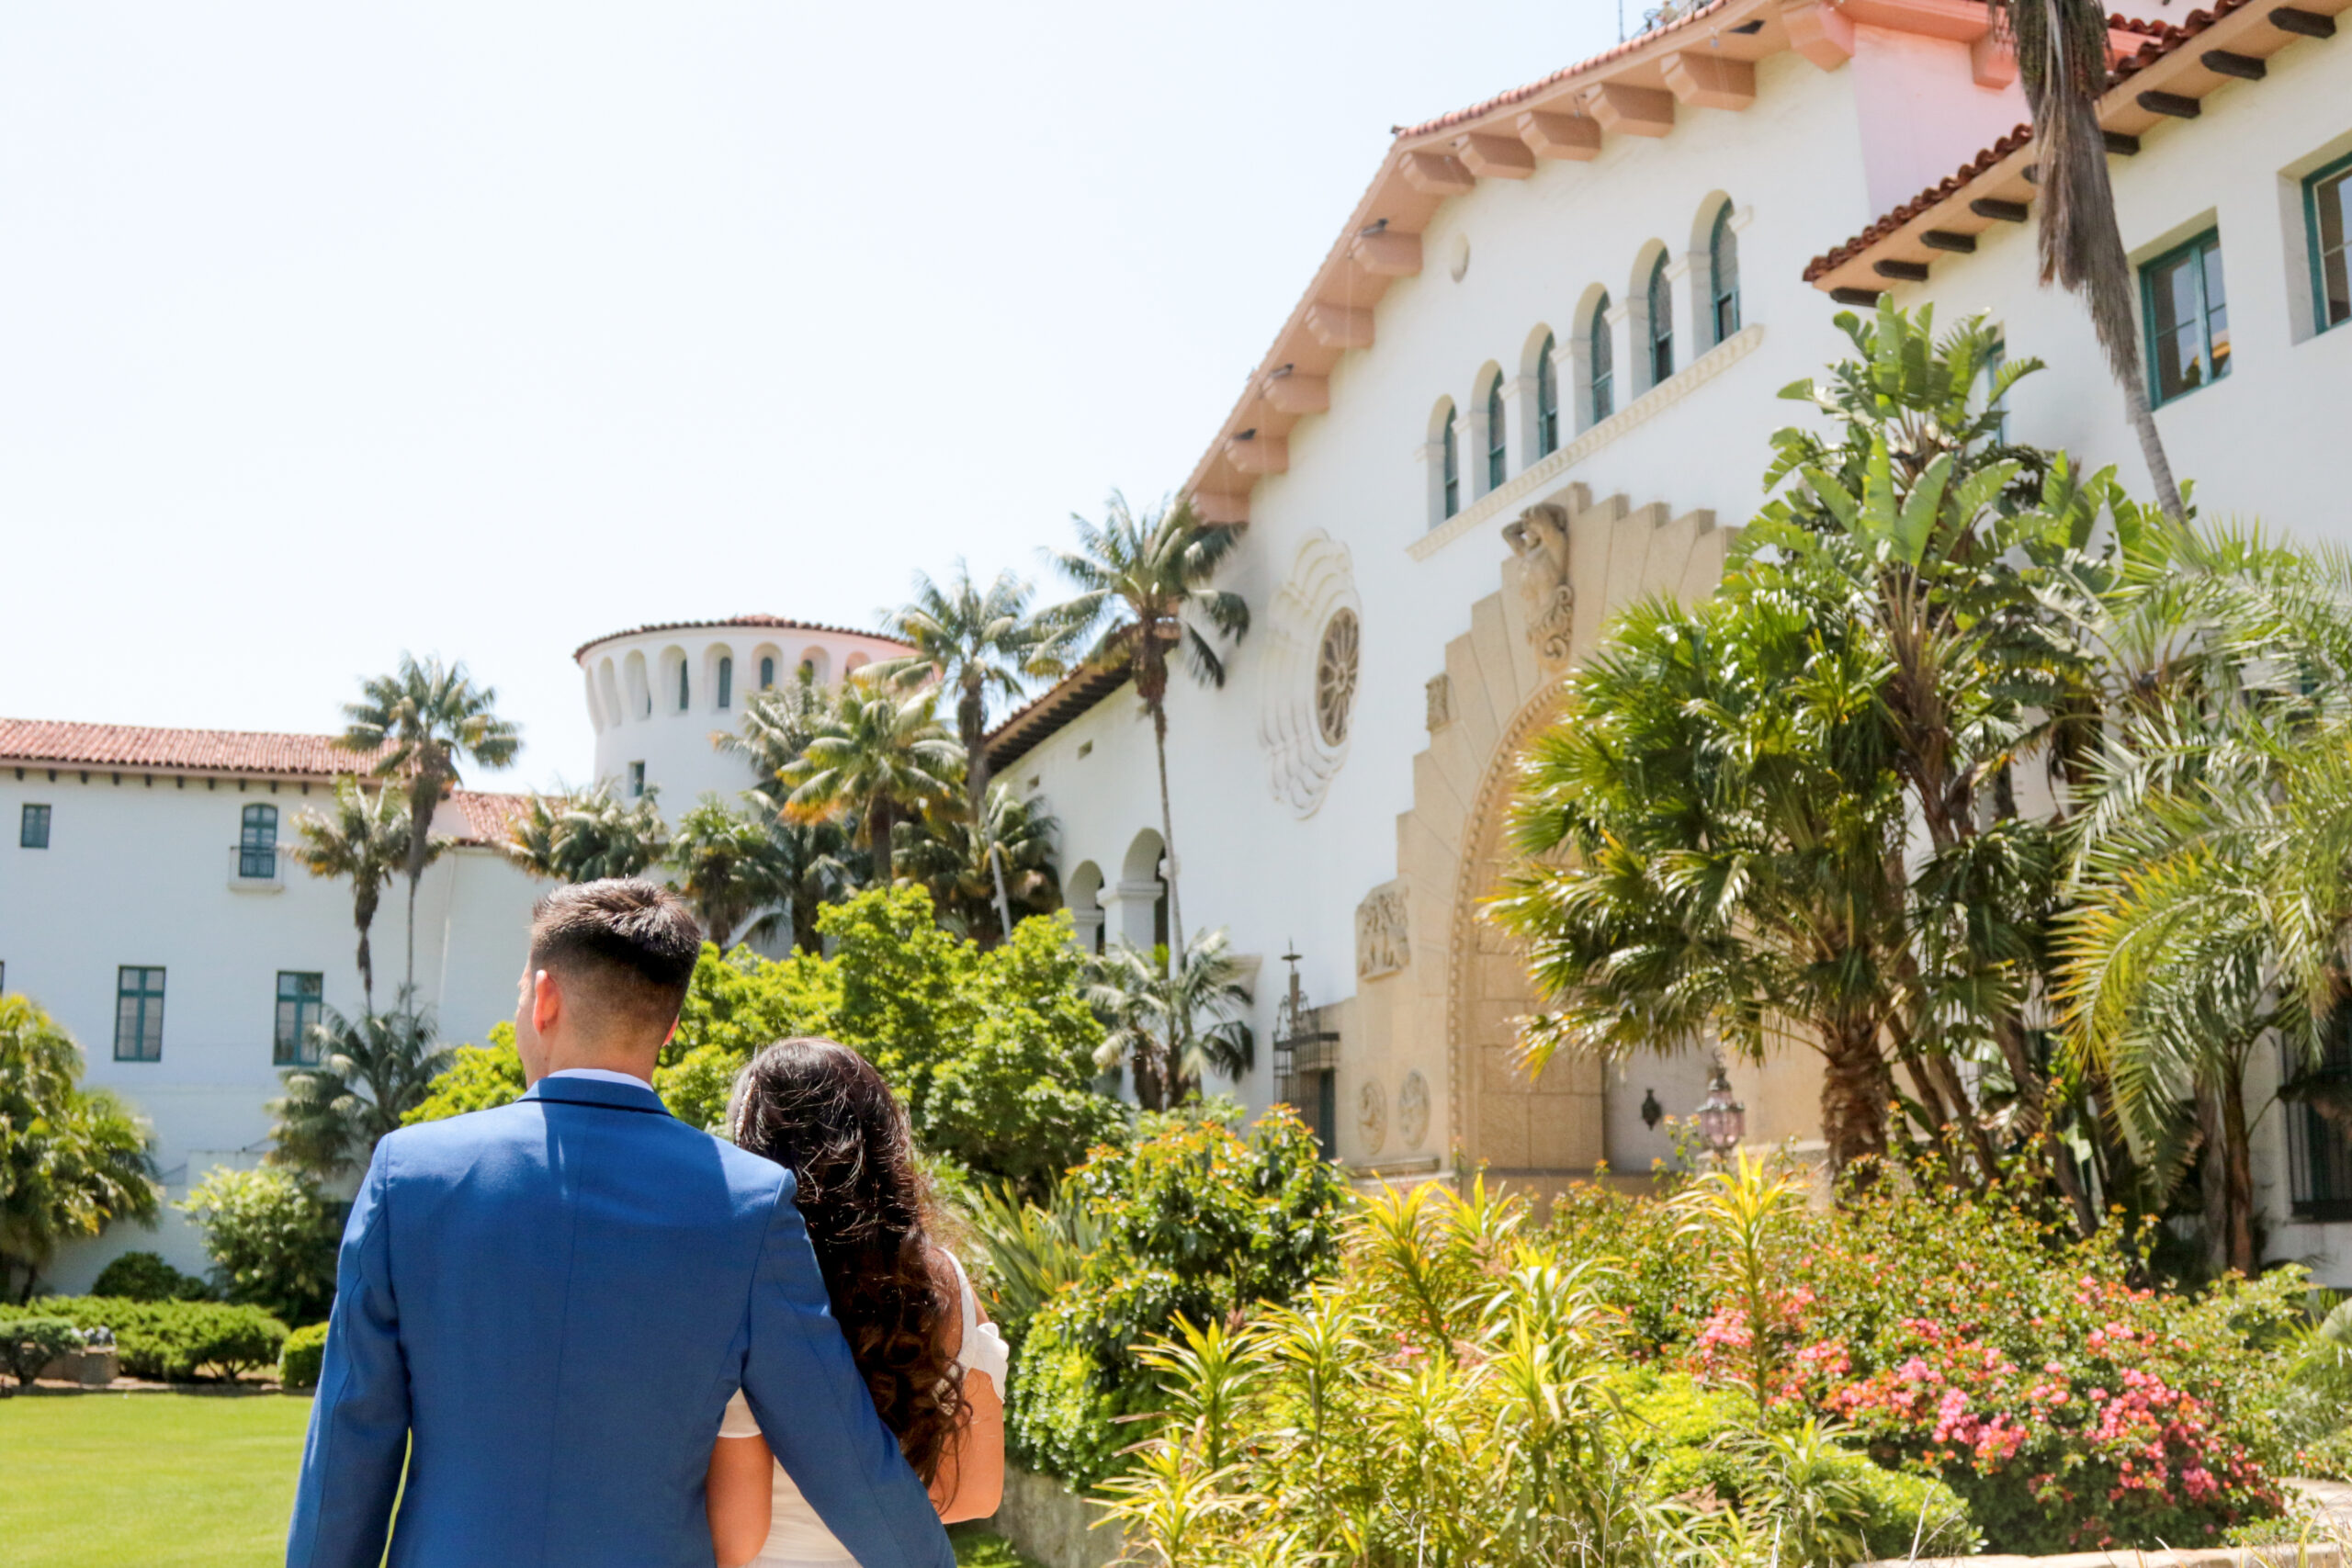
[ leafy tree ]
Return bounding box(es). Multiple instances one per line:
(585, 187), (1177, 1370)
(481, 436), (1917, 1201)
(721, 678), (860, 949)
(667, 795), (792, 949)
(176, 1166), (341, 1325)
(288, 779), (413, 1009)
(402, 1023), (527, 1125)
(1987, 0), (2183, 520)
(339, 653), (522, 992)
(1083, 931), (1255, 1112)
(781, 678), (963, 886)
(897, 781), (1061, 945)
(503, 782), (671, 883)
(0, 995), (158, 1302)
(268, 1006), (454, 1179)
(1048, 493), (1250, 956)
(91, 1249), (214, 1302)
(884, 561), (1062, 824)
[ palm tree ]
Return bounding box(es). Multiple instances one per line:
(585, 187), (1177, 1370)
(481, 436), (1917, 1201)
(780, 678), (964, 886)
(288, 780), (414, 1009)
(339, 655), (521, 993)
(897, 781), (1061, 944)
(1084, 929), (1255, 1111)
(884, 562), (1062, 825)
(503, 783), (671, 883)
(718, 677), (859, 950)
(0, 995), (158, 1301)
(668, 794), (791, 950)
(1988, 0), (2183, 520)
(268, 1006), (456, 1179)
(1049, 494), (1250, 957)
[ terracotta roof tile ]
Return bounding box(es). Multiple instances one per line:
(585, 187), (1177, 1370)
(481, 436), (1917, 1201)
(1804, 0), (2271, 284)
(441, 789), (537, 847)
(0, 718), (386, 777)
(1393, 0), (1734, 138)
(573, 615), (912, 663)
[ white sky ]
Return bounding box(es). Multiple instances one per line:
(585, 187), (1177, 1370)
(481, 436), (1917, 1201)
(0, 2), (1625, 789)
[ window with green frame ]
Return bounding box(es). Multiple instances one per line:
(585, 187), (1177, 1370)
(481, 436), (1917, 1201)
(274, 971), (324, 1065)
(1535, 332), (1559, 457)
(2142, 229), (2229, 406)
(2308, 152), (2352, 334)
(115, 965), (164, 1062)
(239, 803), (277, 879)
(1485, 374), (1507, 490)
(1440, 404), (1460, 518)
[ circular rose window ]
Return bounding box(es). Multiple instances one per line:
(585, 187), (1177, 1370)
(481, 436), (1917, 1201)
(1315, 609), (1360, 747)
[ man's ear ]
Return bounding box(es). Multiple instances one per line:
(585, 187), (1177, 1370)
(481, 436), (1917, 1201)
(532, 968), (562, 1036)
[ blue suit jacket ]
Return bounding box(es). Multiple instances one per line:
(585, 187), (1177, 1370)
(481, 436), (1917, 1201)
(286, 1075), (955, 1568)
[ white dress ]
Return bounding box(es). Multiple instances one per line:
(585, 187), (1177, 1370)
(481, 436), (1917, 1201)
(718, 1251), (1009, 1568)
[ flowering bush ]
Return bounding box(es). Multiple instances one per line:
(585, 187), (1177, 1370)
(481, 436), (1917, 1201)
(1552, 1175), (2309, 1552)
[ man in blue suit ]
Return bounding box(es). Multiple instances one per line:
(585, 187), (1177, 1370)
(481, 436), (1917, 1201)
(287, 878), (954, 1568)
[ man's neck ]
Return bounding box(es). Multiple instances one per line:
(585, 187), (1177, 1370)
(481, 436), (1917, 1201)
(544, 1064), (654, 1087)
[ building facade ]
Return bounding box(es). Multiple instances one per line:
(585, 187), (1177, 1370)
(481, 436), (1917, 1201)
(993, 0), (2352, 1279)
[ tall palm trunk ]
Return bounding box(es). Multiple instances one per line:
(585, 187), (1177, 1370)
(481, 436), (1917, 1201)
(1819, 1013), (1895, 1176)
(2196, 1077), (2257, 1275)
(961, 679), (989, 826)
(868, 797), (895, 886)
(354, 886), (379, 1010)
(1149, 701), (1182, 963)
(402, 762), (446, 996)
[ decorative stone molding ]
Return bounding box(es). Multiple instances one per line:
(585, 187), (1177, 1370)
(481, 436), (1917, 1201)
(1425, 673), (1453, 731)
(1409, 322), (1765, 562)
(1502, 502), (1576, 672)
(1397, 1070), (1431, 1150)
(1259, 531), (1363, 818)
(1358, 1078), (1389, 1155)
(1355, 880), (1410, 980)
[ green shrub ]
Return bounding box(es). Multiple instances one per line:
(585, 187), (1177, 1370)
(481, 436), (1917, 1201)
(175, 1166), (342, 1325)
(1, 1315), (85, 1386)
(28, 1296), (287, 1382)
(403, 1025), (526, 1124)
(1001, 1104), (1346, 1488)
(279, 1321), (330, 1391)
(91, 1250), (214, 1302)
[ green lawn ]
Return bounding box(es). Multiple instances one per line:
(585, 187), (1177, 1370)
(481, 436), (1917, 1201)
(0, 1392), (312, 1567)
(0, 1391), (1040, 1568)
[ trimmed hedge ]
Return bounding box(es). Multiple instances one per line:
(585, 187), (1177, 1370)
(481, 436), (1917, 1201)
(5, 1296), (287, 1382)
(280, 1322), (330, 1391)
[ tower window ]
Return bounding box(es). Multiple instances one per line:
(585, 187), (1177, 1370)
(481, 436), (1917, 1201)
(717, 656), (733, 710)
(628, 761), (646, 798)
(1441, 410), (1459, 518)
(1710, 206), (1741, 344)
(1589, 294), (1614, 425)
(760, 656), (776, 690)
(676, 660), (690, 712)
(1485, 374), (1507, 491)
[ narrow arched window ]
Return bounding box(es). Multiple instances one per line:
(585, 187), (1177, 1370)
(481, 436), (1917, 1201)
(1441, 411), (1460, 517)
(1589, 294), (1615, 424)
(717, 656), (733, 710)
(1485, 376), (1507, 490)
(1710, 206), (1741, 344)
(1648, 255), (1674, 385)
(676, 660), (690, 712)
(760, 656), (775, 690)
(1536, 333), (1559, 457)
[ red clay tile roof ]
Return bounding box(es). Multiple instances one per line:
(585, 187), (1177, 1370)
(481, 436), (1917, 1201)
(1804, 0), (2273, 284)
(1394, 0), (1734, 138)
(0, 718), (387, 777)
(573, 615), (912, 663)
(442, 789), (537, 847)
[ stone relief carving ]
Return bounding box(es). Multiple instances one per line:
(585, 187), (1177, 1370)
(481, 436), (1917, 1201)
(1259, 531), (1363, 818)
(1396, 1071), (1430, 1150)
(1502, 501), (1577, 671)
(1355, 881), (1409, 980)
(1358, 1078), (1387, 1156)
(1425, 672), (1452, 731)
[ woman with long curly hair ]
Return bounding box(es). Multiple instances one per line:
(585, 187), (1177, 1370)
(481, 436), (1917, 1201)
(707, 1038), (1007, 1568)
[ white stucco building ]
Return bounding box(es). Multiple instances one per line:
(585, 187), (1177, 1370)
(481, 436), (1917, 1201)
(989, 0), (2352, 1280)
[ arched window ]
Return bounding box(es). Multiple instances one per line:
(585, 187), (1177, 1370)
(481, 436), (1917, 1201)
(1442, 410), (1460, 518)
(798, 658), (817, 682)
(717, 656), (733, 710)
(759, 655), (775, 690)
(676, 660), (690, 712)
(1648, 255), (1674, 385)
(1485, 374), (1507, 490)
(240, 804), (278, 879)
(1710, 206), (1741, 344)
(1589, 294), (1615, 424)
(1536, 333), (1559, 457)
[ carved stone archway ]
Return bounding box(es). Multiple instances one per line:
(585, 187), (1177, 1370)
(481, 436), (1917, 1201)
(1347, 482), (1735, 1195)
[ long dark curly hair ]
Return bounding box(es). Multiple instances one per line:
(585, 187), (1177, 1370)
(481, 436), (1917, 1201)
(727, 1037), (966, 1482)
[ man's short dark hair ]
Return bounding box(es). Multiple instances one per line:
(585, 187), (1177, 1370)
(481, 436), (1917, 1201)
(528, 878), (703, 1042)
